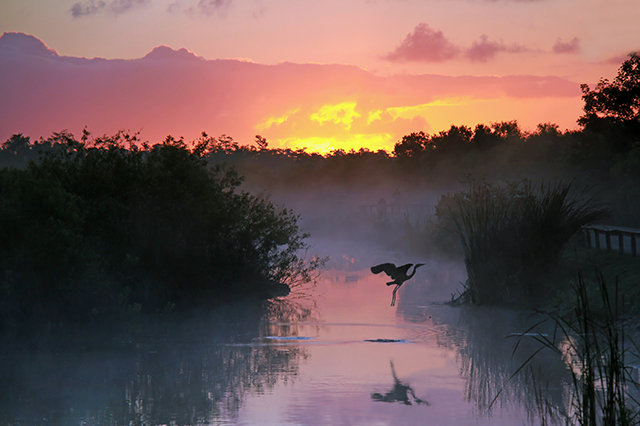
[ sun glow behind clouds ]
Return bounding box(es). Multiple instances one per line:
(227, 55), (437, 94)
(257, 98), (473, 154)
(254, 94), (582, 155)
(309, 102), (361, 131)
(0, 34), (587, 153)
(275, 134), (395, 155)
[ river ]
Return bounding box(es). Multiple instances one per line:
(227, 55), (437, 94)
(0, 238), (573, 426)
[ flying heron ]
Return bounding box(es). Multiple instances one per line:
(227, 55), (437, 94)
(370, 262), (425, 306)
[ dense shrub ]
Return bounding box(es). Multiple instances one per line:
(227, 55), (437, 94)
(0, 132), (319, 323)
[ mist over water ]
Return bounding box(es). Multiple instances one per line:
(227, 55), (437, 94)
(0, 132), (617, 425)
(241, 167), (455, 248)
(0, 188), (574, 425)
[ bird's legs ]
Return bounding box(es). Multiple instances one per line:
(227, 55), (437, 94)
(391, 285), (400, 306)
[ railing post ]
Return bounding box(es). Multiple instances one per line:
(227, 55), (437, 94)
(584, 228), (590, 248)
(581, 225), (640, 256)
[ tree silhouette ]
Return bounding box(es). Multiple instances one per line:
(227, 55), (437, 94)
(393, 131), (429, 158)
(579, 53), (640, 127)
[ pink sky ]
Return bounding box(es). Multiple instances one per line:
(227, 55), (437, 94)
(1, 0), (639, 153)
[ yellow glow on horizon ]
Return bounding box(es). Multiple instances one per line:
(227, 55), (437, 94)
(275, 133), (394, 155)
(255, 95), (582, 154)
(309, 102), (361, 130)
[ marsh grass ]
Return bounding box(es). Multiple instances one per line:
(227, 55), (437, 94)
(510, 273), (640, 425)
(446, 178), (608, 306)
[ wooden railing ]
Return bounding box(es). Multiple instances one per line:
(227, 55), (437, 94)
(583, 224), (640, 256)
(359, 203), (435, 215)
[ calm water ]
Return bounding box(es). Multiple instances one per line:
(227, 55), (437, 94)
(0, 239), (573, 426)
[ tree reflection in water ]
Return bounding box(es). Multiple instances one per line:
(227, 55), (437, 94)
(0, 299), (312, 426)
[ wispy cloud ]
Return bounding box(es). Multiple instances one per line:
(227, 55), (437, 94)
(383, 23), (460, 63)
(71, 0), (105, 17)
(552, 37), (580, 54)
(167, 0), (233, 17)
(70, 0), (149, 17)
(466, 35), (528, 62)
(196, 0), (232, 16)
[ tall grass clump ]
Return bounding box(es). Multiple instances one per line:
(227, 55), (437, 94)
(445, 177), (608, 306)
(512, 273), (640, 426)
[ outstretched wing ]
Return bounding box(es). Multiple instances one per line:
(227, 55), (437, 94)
(371, 263), (397, 277)
(395, 263), (413, 277)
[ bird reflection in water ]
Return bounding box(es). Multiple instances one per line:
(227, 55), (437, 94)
(370, 262), (425, 306)
(371, 361), (429, 406)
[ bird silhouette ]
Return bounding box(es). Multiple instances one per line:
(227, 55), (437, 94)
(370, 262), (425, 306)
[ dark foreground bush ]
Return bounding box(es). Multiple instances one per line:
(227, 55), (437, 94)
(445, 178), (608, 306)
(0, 132), (320, 324)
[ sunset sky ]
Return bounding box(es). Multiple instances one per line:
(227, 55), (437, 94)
(1, 0), (639, 153)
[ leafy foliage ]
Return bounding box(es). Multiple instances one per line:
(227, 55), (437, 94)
(577, 53), (640, 165)
(580, 53), (640, 126)
(0, 131), (319, 323)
